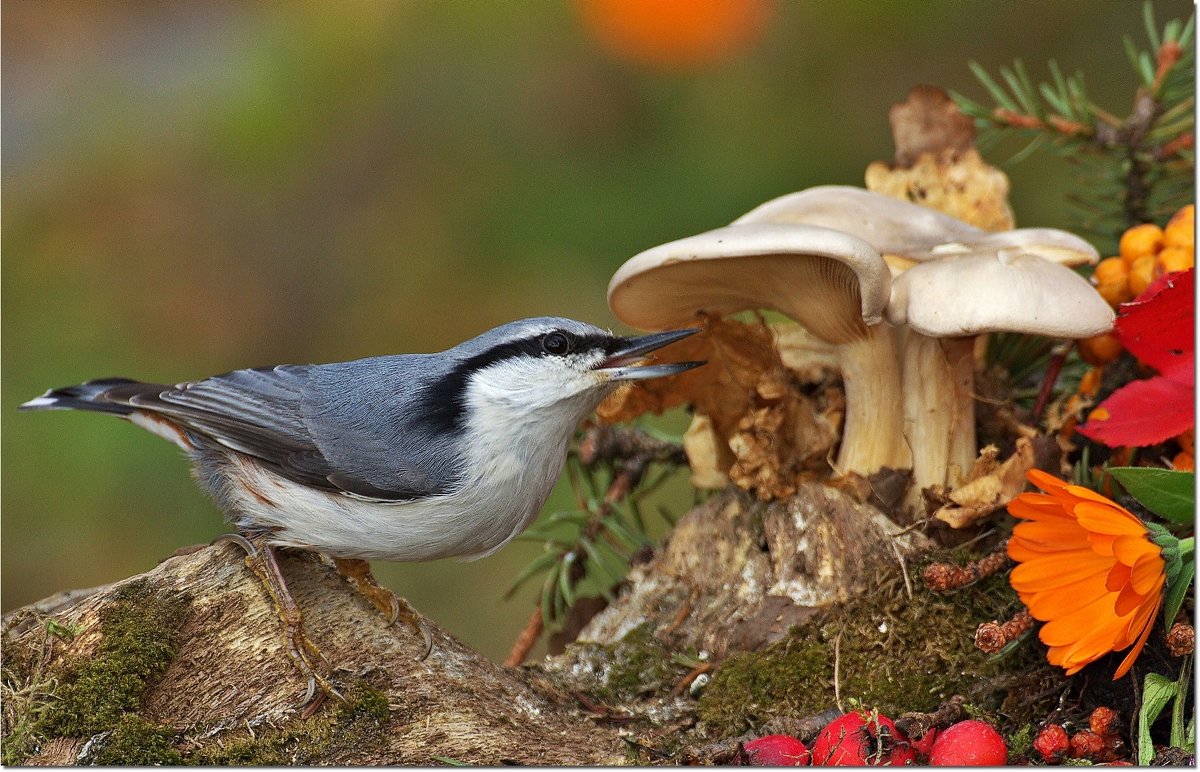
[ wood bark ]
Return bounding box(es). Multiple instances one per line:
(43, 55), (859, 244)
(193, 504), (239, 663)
(3, 545), (627, 765)
(2, 483), (928, 765)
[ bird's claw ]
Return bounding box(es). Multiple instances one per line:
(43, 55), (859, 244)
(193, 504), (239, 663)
(395, 599), (434, 662)
(222, 535), (344, 710)
(333, 557), (434, 661)
(211, 532), (259, 558)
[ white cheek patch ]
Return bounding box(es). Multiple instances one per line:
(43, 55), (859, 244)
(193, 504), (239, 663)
(128, 411), (194, 451)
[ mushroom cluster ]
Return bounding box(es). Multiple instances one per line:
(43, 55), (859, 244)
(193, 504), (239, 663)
(607, 186), (1114, 508)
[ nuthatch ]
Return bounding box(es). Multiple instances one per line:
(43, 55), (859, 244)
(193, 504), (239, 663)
(22, 317), (701, 701)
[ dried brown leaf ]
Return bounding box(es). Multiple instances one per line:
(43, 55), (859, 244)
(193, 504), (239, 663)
(865, 85), (1014, 231)
(886, 84), (976, 167)
(596, 315), (779, 436)
(866, 148), (1014, 232)
(933, 435), (1061, 528)
(682, 414), (731, 490)
(598, 316), (842, 501)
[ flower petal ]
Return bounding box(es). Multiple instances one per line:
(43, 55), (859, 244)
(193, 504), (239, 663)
(1040, 593), (1124, 646)
(1074, 501), (1147, 537)
(1088, 532), (1117, 557)
(1027, 468), (1070, 494)
(1055, 615), (1127, 670)
(1008, 536), (1082, 562)
(1011, 519), (1090, 548)
(1008, 496), (1076, 522)
(1022, 572), (1112, 619)
(1010, 551), (1111, 592)
(1106, 562), (1132, 592)
(1113, 581), (1161, 648)
(1113, 594), (1164, 679)
(1113, 583), (1148, 617)
(1115, 581), (1164, 649)
(1129, 551), (1167, 595)
(1112, 533), (1158, 567)
(1061, 483), (1126, 507)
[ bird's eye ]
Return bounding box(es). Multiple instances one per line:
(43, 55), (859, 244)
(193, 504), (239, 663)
(541, 331), (572, 356)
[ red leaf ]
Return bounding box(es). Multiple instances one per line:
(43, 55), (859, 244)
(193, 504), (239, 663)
(1115, 269), (1194, 383)
(1076, 376), (1194, 446)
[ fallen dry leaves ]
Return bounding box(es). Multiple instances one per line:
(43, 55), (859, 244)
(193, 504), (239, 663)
(930, 435), (1061, 528)
(598, 315), (841, 500)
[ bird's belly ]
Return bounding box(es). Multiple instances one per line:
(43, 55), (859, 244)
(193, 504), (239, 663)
(211, 451), (554, 563)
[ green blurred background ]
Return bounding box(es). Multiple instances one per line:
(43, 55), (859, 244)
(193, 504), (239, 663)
(3, 0), (1189, 662)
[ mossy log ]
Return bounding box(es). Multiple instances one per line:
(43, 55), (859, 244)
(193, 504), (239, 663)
(3, 484), (1048, 765)
(2, 545), (627, 765)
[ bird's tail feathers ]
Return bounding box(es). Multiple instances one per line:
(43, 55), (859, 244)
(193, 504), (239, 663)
(20, 378), (144, 415)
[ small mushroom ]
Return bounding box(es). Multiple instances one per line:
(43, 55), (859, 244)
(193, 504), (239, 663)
(886, 248), (1114, 506)
(608, 221), (911, 477)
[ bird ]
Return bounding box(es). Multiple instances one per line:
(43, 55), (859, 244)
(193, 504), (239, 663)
(21, 316), (702, 702)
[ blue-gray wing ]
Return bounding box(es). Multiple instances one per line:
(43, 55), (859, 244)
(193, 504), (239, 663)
(117, 363), (451, 501)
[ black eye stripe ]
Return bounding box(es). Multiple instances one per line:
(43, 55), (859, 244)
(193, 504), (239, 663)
(417, 330), (618, 433)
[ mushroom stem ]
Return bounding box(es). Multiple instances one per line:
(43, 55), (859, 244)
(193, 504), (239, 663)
(833, 322), (911, 477)
(901, 333), (976, 511)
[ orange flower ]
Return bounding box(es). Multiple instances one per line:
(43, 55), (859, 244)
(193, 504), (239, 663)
(1007, 469), (1165, 679)
(577, 0), (773, 68)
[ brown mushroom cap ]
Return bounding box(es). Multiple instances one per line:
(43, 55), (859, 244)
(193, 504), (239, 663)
(607, 222), (889, 344)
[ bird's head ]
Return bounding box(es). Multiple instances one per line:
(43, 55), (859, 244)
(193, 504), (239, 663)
(441, 317), (702, 425)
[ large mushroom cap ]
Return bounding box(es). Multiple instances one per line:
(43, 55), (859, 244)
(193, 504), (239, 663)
(607, 222), (889, 343)
(732, 185), (986, 254)
(732, 185), (1101, 268)
(887, 249), (1115, 337)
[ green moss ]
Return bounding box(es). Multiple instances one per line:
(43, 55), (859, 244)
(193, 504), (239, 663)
(37, 580), (191, 738)
(697, 552), (1043, 735)
(1007, 723), (1034, 761)
(695, 639), (830, 733)
(191, 682), (392, 765)
(86, 715), (182, 766)
(562, 623), (688, 702)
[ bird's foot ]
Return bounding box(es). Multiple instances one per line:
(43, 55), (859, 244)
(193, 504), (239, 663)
(333, 557), (434, 661)
(212, 533), (343, 710)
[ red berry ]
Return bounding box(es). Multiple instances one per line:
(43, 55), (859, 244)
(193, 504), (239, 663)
(811, 711), (915, 766)
(1089, 706), (1119, 738)
(1033, 724), (1070, 763)
(901, 727), (938, 761)
(744, 734), (811, 766)
(1070, 730), (1107, 761)
(928, 720), (1007, 766)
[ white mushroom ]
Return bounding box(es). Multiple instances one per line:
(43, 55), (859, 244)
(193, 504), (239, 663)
(608, 222), (911, 478)
(611, 184), (1108, 511)
(912, 227), (1101, 265)
(733, 185), (986, 254)
(886, 249), (1115, 505)
(727, 185), (1105, 510)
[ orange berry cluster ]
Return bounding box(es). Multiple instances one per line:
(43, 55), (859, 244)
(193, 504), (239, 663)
(1079, 204), (1194, 367)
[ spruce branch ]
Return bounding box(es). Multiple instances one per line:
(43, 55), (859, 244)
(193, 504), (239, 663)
(952, 3), (1194, 244)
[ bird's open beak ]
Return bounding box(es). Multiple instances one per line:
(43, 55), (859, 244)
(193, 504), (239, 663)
(596, 328), (705, 381)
